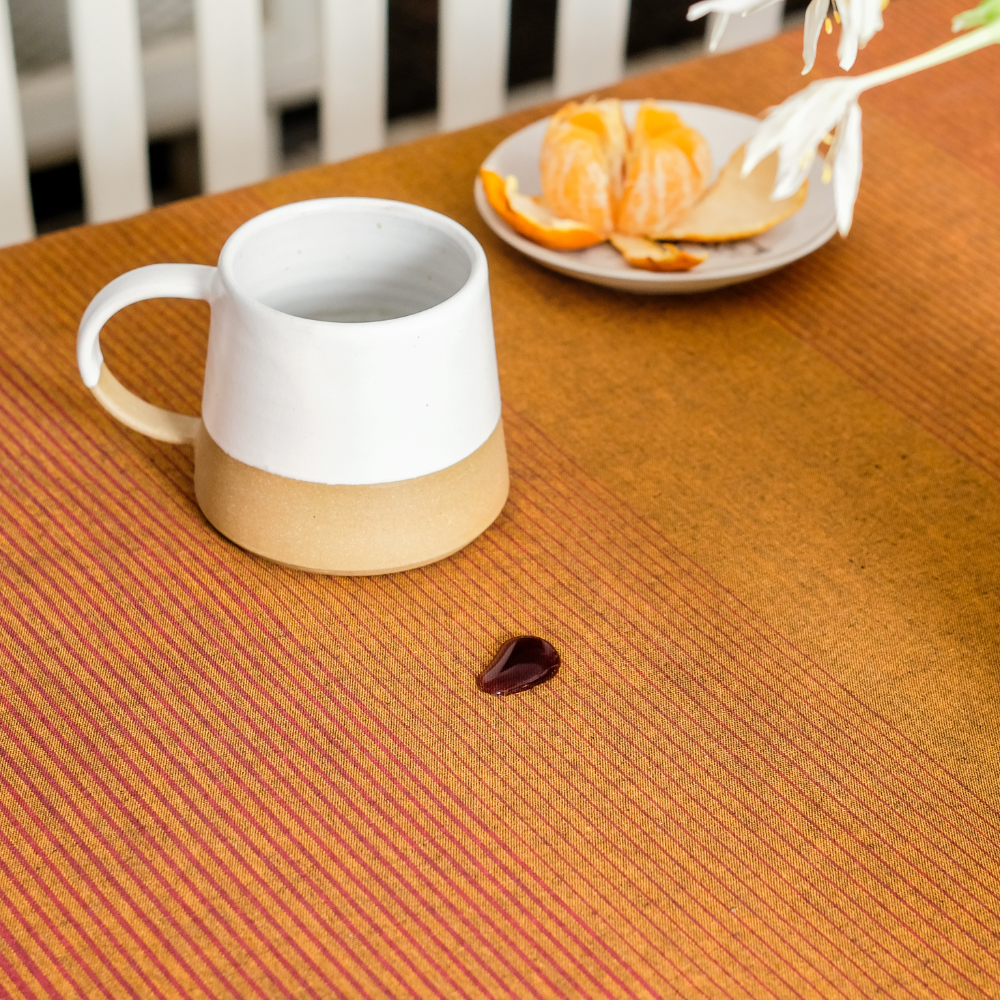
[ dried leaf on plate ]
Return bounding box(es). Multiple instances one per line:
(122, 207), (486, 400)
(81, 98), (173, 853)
(657, 145), (807, 243)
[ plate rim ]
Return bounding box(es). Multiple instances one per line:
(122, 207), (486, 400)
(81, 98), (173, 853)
(474, 99), (838, 292)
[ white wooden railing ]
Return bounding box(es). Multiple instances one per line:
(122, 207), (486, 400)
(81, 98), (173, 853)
(0, 0), (31, 243)
(0, 0), (785, 248)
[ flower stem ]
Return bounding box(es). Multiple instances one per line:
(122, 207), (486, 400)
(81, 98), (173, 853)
(854, 21), (1000, 91)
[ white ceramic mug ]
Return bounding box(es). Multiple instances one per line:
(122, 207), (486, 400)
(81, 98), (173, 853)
(77, 198), (509, 574)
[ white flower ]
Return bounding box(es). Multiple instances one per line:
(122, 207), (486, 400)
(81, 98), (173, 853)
(688, 0), (884, 67)
(733, 1), (1000, 241)
(742, 76), (864, 235)
(801, 0), (885, 73)
(686, 0), (786, 52)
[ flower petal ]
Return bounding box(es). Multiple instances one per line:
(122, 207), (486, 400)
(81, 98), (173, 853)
(837, 9), (860, 68)
(687, 0), (781, 19)
(802, 0), (830, 73)
(687, 0), (786, 49)
(832, 101), (863, 235)
(708, 11), (732, 50)
(836, 0), (885, 70)
(744, 78), (854, 179)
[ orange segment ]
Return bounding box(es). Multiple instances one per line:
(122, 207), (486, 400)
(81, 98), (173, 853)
(480, 168), (605, 251)
(615, 100), (712, 238)
(539, 98), (629, 236)
(657, 145), (808, 243)
(609, 233), (707, 272)
(569, 110), (609, 136)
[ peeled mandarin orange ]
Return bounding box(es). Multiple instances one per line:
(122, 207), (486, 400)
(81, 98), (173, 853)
(615, 100), (712, 238)
(609, 233), (706, 272)
(657, 145), (808, 243)
(480, 169), (604, 251)
(539, 98), (629, 237)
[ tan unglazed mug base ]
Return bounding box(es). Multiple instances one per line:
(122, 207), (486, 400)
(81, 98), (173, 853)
(193, 420), (510, 575)
(78, 202), (509, 577)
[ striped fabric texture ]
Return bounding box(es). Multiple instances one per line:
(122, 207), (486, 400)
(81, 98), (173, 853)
(2, 0), (999, 995)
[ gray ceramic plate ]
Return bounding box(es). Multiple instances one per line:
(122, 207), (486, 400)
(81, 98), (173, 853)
(474, 100), (838, 294)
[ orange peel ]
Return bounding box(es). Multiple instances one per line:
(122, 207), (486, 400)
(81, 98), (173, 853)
(480, 168), (604, 251)
(609, 233), (707, 272)
(658, 145), (808, 243)
(616, 101), (712, 238)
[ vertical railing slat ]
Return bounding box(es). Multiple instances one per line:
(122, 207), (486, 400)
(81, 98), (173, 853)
(320, 0), (387, 162)
(708, 1), (786, 53)
(193, 0), (269, 193)
(554, 0), (630, 99)
(0, 0), (33, 246)
(439, 0), (510, 132)
(67, 0), (151, 223)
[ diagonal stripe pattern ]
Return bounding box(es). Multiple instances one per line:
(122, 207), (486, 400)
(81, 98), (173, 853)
(1, 355), (998, 996)
(4, 2), (1000, 991)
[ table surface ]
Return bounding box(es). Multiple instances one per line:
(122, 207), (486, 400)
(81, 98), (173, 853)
(3, 1), (1000, 996)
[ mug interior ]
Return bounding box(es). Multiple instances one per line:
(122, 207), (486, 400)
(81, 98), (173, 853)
(226, 201), (475, 323)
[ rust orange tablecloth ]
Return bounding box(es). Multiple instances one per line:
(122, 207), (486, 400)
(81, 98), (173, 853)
(2, 1), (1000, 996)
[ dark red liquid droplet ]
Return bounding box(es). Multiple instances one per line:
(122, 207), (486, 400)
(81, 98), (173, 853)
(479, 636), (560, 695)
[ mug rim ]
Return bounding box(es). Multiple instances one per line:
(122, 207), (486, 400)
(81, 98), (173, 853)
(216, 197), (488, 326)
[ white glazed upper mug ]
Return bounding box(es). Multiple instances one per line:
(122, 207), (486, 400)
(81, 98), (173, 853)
(77, 198), (510, 575)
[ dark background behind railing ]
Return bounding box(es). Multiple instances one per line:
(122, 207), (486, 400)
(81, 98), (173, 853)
(27, 0), (809, 231)
(386, 0), (709, 119)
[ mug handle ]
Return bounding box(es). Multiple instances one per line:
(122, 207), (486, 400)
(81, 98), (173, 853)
(77, 263), (217, 445)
